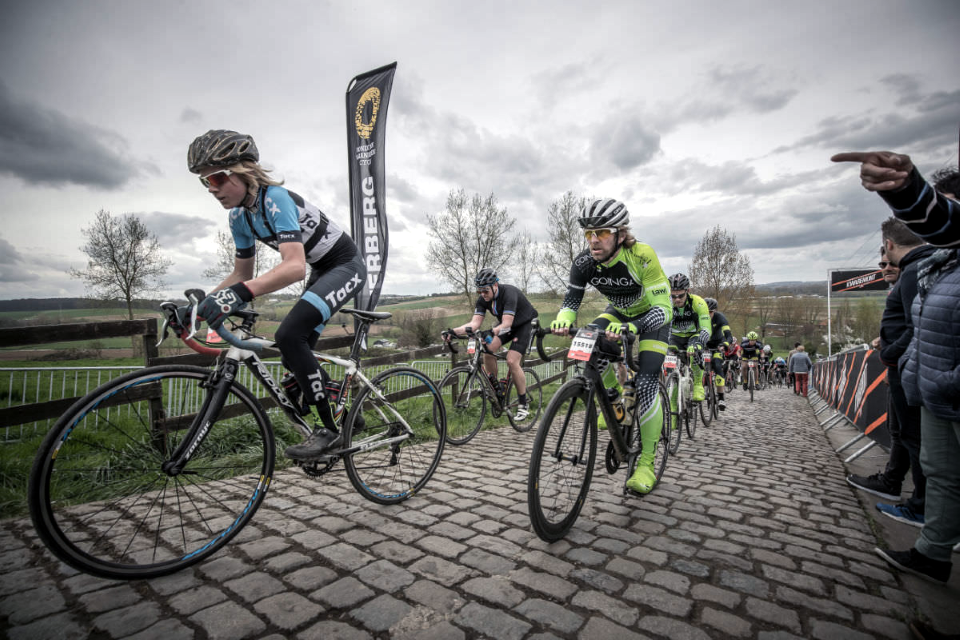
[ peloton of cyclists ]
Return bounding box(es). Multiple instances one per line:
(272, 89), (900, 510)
(722, 340), (742, 388)
(703, 297), (734, 411)
(550, 198), (672, 495)
(444, 269), (539, 420)
(667, 274), (712, 403)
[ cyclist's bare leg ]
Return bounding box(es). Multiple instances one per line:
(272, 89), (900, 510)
(506, 350), (526, 396)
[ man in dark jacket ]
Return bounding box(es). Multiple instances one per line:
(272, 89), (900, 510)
(875, 246), (960, 584)
(847, 219), (934, 526)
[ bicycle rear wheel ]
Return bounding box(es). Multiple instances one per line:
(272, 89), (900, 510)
(527, 379), (596, 542)
(505, 367), (542, 433)
(344, 366), (446, 505)
(28, 365), (274, 580)
(438, 366), (486, 445)
(664, 373), (682, 454)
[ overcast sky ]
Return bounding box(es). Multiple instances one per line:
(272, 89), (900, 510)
(1, 1), (958, 300)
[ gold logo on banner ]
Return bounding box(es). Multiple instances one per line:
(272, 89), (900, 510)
(355, 87), (381, 139)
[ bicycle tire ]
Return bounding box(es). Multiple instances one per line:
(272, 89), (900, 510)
(711, 382), (720, 419)
(28, 365), (274, 580)
(343, 366), (446, 505)
(438, 366), (486, 445)
(749, 369), (755, 402)
(699, 377), (714, 427)
(664, 373), (682, 455)
(527, 379), (596, 542)
(505, 367), (542, 433)
(686, 391), (698, 440)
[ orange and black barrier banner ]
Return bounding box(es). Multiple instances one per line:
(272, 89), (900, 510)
(812, 349), (891, 448)
(829, 268), (888, 293)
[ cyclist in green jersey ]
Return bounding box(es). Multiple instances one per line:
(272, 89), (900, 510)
(550, 198), (672, 494)
(667, 274), (712, 402)
(703, 297), (734, 411)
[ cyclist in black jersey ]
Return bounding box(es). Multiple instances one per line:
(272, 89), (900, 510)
(186, 129), (366, 460)
(703, 297), (734, 411)
(550, 198), (672, 494)
(445, 269), (539, 419)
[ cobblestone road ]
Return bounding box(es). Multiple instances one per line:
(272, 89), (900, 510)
(1, 386), (954, 639)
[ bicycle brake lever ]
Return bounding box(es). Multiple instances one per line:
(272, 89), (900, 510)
(185, 293), (201, 342)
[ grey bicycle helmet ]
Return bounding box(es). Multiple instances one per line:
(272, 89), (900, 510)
(668, 273), (690, 290)
(188, 129), (259, 173)
(704, 297), (718, 311)
(475, 268), (498, 287)
(578, 198), (629, 229)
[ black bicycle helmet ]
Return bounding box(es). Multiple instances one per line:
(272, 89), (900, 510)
(475, 268), (498, 287)
(668, 273), (690, 290)
(578, 198), (629, 229)
(704, 297), (718, 311)
(188, 129), (259, 173)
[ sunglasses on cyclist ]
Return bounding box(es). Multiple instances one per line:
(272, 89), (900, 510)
(199, 169), (234, 189)
(670, 293), (687, 299)
(477, 287), (493, 294)
(583, 227), (618, 241)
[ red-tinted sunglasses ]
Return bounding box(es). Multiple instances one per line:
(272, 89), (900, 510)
(199, 169), (233, 189)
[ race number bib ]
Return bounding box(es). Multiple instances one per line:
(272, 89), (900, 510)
(568, 327), (599, 362)
(663, 354), (678, 370)
(703, 353), (711, 364)
(467, 339), (477, 355)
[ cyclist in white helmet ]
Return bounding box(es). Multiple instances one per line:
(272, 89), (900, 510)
(551, 198), (672, 494)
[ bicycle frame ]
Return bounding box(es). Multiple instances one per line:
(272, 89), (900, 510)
(158, 307), (418, 474)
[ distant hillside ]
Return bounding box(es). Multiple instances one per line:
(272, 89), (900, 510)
(0, 298), (169, 313)
(756, 281), (825, 295)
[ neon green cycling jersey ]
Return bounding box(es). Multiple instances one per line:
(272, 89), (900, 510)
(556, 242), (671, 329)
(671, 293), (712, 345)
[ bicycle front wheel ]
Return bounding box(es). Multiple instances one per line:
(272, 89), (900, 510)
(686, 393), (698, 439)
(28, 365), (274, 580)
(664, 373), (682, 455)
(749, 369), (755, 402)
(438, 367), (486, 445)
(699, 378), (714, 427)
(527, 379), (597, 542)
(505, 368), (542, 433)
(344, 366), (446, 505)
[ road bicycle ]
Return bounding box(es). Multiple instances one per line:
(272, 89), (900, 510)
(743, 358), (759, 402)
(662, 347), (699, 453)
(438, 325), (543, 444)
(28, 300), (446, 580)
(527, 325), (670, 542)
(701, 350), (719, 423)
(725, 359), (741, 392)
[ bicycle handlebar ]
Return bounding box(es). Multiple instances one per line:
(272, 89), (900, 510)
(535, 325), (640, 373)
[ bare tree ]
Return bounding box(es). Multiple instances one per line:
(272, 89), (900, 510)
(688, 226), (754, 310)
(537, 191), (587, 294)
(511, 228), (539, 294)
(774, 295), (804, 340)
(201, 230), (301, 298)
(426, 189), (520, 303)
(70, 209), (171, 320)
(754, 295), (775, 338)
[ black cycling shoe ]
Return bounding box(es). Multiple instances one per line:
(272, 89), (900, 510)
(284, 427), (343, 461)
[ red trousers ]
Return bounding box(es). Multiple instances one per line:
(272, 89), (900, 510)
(794, 372), (809, 397)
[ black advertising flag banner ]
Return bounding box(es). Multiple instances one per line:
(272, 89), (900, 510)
(830, 269), (888, 293)
(812, 350), (890, 449)
(346, 62), (396, 312)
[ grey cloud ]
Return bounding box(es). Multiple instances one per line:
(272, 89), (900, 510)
(388, 173), (419, 204)
(776, 85), (960, 154)
(0, 82), (137, 189)
(591, 115), (661, 172)
(0, 238), (40, 283)
(708, 66), (799, 113)
(880, 74), (922, 106)
(0, 237), (23, 265)
(138, 211), (211, 247)
(180, 108), (202, 124)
